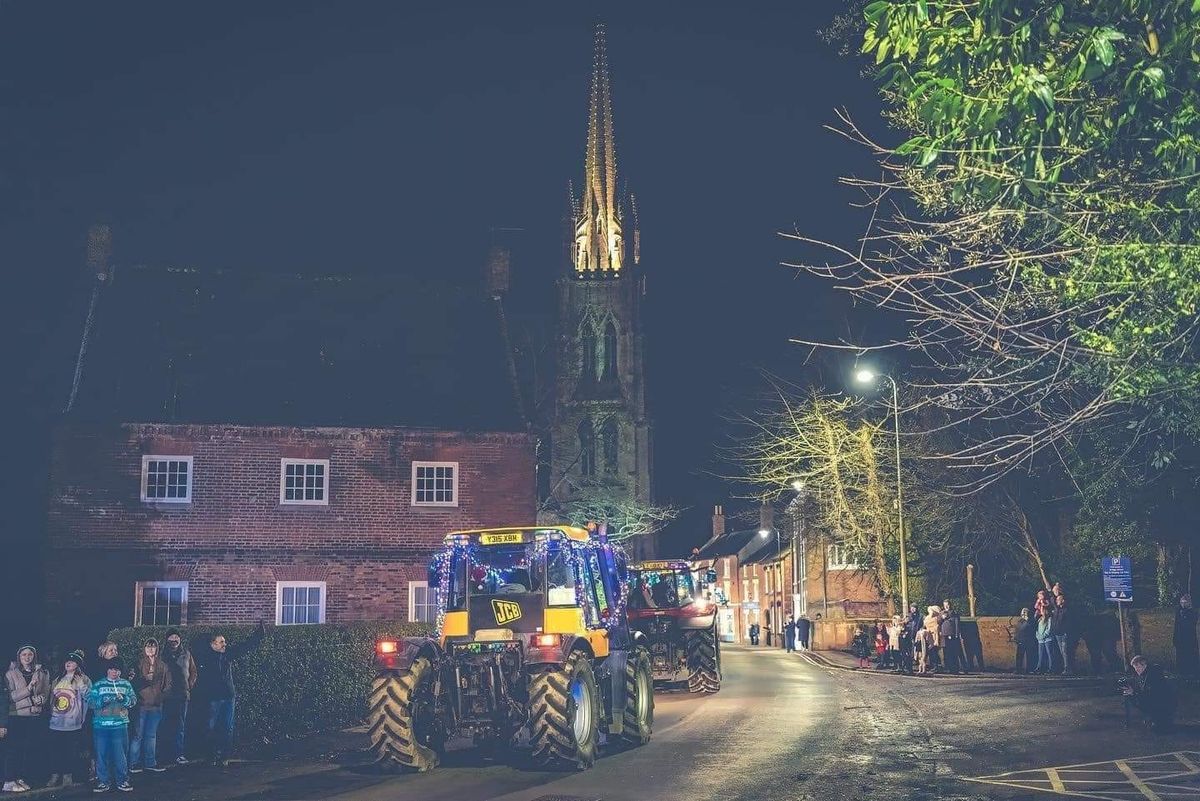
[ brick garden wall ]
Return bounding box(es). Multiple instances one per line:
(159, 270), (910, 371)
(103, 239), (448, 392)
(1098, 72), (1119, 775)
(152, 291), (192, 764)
(45, 422), (537, 645)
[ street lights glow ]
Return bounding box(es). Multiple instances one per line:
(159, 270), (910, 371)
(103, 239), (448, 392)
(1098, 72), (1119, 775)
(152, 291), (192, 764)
(791, 479), (805, 492)
(855, 368), (876, 385)
(758, 527), (771, 538)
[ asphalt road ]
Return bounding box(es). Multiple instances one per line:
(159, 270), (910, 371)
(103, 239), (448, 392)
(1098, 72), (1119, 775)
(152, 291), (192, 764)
(50, 645), (1200, 801)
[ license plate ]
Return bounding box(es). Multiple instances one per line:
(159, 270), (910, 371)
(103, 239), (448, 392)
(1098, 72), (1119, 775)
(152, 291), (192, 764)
(480, 531), (524, 545)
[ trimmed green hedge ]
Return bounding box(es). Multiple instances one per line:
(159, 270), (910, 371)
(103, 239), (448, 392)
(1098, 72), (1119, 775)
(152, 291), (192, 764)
(108, 621), (432, 744)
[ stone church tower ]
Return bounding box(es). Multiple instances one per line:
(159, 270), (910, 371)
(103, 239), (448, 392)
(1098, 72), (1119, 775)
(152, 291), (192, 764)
(549, 24), (655, 558)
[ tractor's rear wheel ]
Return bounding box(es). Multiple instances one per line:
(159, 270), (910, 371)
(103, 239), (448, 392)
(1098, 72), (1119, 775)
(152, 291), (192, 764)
(620, 648), (654, 747)
(528, 650), (600, 770)
(687, 628), (721, 694)
(368, 657), (445, 773)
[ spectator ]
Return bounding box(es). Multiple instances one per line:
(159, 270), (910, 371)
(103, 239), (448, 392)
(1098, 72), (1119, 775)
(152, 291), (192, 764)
(1034, 589), (1052, 619)
(94, 643), (118, 679)
(1051, 582), (1064, 601)
(4, 646), (49, 793)
(873, 622), (888, 668)
(1053, 595), (1079, 675)
(784, 616), (796, 653)
(1123, 655), (1174, 732)
(195, 623), (266, 767)
(1035, 607), (1058, 674)
(889, 615), (912, 674)
(0, 665), (9, 792)
(161, 630), (197, 765)
(748, 623), (760, 646)
(46, 650), (91, 789)
(129, 638), (171, 774)
(796, 616), (811, 651)
(940, 601), (964, 674)
(914, 624), (934, 674)
(85, 658), (136, 793)
(1014, 608), (1036, 674)
(851, 625), (872, 669)
(1173, 594), (1198, 681)
(923, 606), (943, 672)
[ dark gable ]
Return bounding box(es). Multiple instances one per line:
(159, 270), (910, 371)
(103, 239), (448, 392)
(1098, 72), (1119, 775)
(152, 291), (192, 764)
(70, 265), (525, 432)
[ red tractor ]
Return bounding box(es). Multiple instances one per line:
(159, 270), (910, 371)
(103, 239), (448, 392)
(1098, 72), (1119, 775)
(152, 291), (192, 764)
(627, 560), (721, 693)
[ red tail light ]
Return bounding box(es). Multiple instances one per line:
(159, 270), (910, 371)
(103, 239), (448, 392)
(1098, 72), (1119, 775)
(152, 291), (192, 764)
(377, 640), (398, 655)
(535, 634), (561, 648)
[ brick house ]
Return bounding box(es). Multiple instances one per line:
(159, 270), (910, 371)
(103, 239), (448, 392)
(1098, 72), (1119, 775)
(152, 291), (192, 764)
(47, 262), (537, 643)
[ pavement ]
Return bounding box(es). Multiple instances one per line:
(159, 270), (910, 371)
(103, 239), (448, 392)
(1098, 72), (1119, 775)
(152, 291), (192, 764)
(24, 645), (1200, 801)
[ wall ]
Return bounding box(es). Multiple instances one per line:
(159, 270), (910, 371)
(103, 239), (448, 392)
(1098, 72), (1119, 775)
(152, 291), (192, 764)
(45, 422), (537, 644)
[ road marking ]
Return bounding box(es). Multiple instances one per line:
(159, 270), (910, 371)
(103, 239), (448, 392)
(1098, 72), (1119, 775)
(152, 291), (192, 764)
(965, 751), (1200, 800)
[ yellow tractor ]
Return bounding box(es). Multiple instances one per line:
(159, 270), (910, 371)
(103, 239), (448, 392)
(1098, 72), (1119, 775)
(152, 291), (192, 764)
(368, 526), (653, 772)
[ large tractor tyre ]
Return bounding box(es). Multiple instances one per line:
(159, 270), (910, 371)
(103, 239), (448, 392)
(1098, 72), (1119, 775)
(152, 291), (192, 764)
(367, 657), (445, 773)
(528, 650), (601, 770)
(687, 628), (721, 694)
(620, 648), (654, 747)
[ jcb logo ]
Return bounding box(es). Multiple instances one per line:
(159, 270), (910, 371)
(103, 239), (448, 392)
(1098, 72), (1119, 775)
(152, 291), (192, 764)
(491, 599), (522, 625)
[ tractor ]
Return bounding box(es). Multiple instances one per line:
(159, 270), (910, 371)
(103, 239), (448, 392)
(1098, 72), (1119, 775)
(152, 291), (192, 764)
(627, 560), (721, 693)
(368, 526), (654, 773)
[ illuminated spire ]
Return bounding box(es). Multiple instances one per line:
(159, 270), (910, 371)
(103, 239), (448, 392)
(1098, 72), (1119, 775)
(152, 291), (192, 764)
(574, 22), (624, 275)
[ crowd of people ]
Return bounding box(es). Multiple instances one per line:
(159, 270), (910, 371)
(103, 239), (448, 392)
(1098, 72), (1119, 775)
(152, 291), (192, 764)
(1, 623), (265, 794)
(850, 598), (977, 675)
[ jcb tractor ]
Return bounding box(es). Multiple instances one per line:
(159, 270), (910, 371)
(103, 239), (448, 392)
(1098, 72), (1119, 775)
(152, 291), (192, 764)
(627, 560), (721, 693)
(369, 526), (654, 773)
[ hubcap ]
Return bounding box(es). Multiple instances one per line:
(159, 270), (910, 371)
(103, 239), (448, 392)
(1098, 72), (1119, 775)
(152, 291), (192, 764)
(569, 674), (594, 745)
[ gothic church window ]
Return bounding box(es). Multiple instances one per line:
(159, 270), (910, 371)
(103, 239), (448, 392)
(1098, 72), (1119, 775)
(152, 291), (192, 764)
(580, 326), (598, 383)
(601, 417), (619, 474)
(601, 320), (618, 381)
(578, 417), (596, 477)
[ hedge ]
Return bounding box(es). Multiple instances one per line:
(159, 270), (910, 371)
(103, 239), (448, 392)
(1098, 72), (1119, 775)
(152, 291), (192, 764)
(108, 621), (432, 745)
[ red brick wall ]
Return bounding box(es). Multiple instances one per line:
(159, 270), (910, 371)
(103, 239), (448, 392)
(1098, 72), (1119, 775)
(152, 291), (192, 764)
(45, 423), (537, 643)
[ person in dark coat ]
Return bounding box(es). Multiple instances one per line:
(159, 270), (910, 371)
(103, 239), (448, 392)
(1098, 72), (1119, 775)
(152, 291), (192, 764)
(1123, 655), (1174, 731)
(748, 623), (760, 646)
(1173, 594), (1198, 680)
(194, 623), (266, 767)
(796, 616), (811, 651)
(940, 601), (964, 674)
(784, 616), (797, 653)
(1014, 608), (1037, 673)
(1053, 595), (1079, 674)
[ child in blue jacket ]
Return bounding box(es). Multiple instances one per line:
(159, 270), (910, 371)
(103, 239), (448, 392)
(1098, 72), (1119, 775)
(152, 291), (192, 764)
(85, 658), (137, 792)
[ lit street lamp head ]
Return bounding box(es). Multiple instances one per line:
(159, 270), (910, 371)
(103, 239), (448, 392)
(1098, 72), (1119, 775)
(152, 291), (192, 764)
(791, 479), (805, 492)
(758, 528), (771, 538)
(854, 368), (876, 384)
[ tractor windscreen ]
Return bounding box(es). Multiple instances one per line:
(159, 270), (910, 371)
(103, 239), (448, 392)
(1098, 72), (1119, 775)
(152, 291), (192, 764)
(466, 544), (544, 597)
(629, 569), (696, 610)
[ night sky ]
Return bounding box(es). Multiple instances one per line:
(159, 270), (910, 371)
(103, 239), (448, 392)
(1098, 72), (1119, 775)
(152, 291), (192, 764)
(1, 1), (889, 629)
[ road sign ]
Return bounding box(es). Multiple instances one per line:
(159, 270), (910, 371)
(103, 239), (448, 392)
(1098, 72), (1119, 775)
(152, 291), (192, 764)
(1102, 556), (1133, 602)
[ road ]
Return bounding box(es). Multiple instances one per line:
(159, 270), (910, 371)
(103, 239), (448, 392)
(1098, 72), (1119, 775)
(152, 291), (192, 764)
(68, 645), (1200, 801)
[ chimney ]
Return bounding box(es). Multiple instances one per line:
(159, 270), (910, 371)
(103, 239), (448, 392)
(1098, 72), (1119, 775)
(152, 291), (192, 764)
(712, 504), (725, 538)
(759, 500), (774, 533)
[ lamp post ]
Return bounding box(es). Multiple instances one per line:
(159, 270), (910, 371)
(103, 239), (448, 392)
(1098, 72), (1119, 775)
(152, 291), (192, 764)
(759, 524), (781, 648)
(855, 368), (909, 613)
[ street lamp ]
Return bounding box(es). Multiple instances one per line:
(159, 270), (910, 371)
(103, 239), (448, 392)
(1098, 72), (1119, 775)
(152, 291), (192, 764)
(758, 524), (782, 648)
(854, 367), (910, 612)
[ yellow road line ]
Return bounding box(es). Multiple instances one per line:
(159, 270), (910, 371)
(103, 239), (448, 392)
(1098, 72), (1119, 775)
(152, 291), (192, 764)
(1045, 768), (1067, 793)
(1173, 752), (1200, 773)
(1115, 759), (1162, 801)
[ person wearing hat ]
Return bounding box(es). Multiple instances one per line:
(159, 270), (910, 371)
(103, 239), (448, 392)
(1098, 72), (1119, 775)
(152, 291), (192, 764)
(161, 629), (197, 765)
(85, 658), (136, 793)
(129, 638), (171, 774)
(46, 650), (91, 788)
(4, 645), (50, 793)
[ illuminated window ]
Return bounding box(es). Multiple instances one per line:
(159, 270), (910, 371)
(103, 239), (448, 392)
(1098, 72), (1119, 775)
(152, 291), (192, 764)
(280, 459), (328, 505)
(276, 582), (326, 625)
(412, 462), (458, 506)
(135, 582), (187, 626)
(141, 456), (192, 503)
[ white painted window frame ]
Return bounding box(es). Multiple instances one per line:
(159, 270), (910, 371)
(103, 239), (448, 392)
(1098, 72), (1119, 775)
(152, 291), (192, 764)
(411, 461), (459, 507)
(141, 455), (194, 503)
(275, 581), (327, 625)
(408, 580), (440, 623)
(279, 458), (330, 506)
(134, 581), (189, 626)
(826, 541), (861, 571)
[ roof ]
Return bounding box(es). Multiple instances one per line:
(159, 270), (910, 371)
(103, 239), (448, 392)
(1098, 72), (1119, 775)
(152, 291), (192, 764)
(68, 265), (527, 432)
(738, 530), (794, 566)
(693, 528), (760, 560)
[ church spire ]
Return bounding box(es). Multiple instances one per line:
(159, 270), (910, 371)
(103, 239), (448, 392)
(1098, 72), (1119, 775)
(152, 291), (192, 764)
(574, 22), (624, 276)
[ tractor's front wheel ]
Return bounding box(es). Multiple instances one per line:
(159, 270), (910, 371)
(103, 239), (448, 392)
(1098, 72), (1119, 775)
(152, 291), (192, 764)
(620, 648), (654, 747)
(367, 657), (446, 773)
(528, 650), (601, 770)
(687, 628), (721, 694)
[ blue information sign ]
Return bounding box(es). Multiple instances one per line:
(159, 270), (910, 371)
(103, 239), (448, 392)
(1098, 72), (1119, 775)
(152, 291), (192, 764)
(1102, 557), (1133, 603)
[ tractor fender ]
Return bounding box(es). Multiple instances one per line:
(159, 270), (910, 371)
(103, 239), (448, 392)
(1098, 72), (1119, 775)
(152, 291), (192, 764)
(376, 636), (445, 672)
(677, 613), (717, 631)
